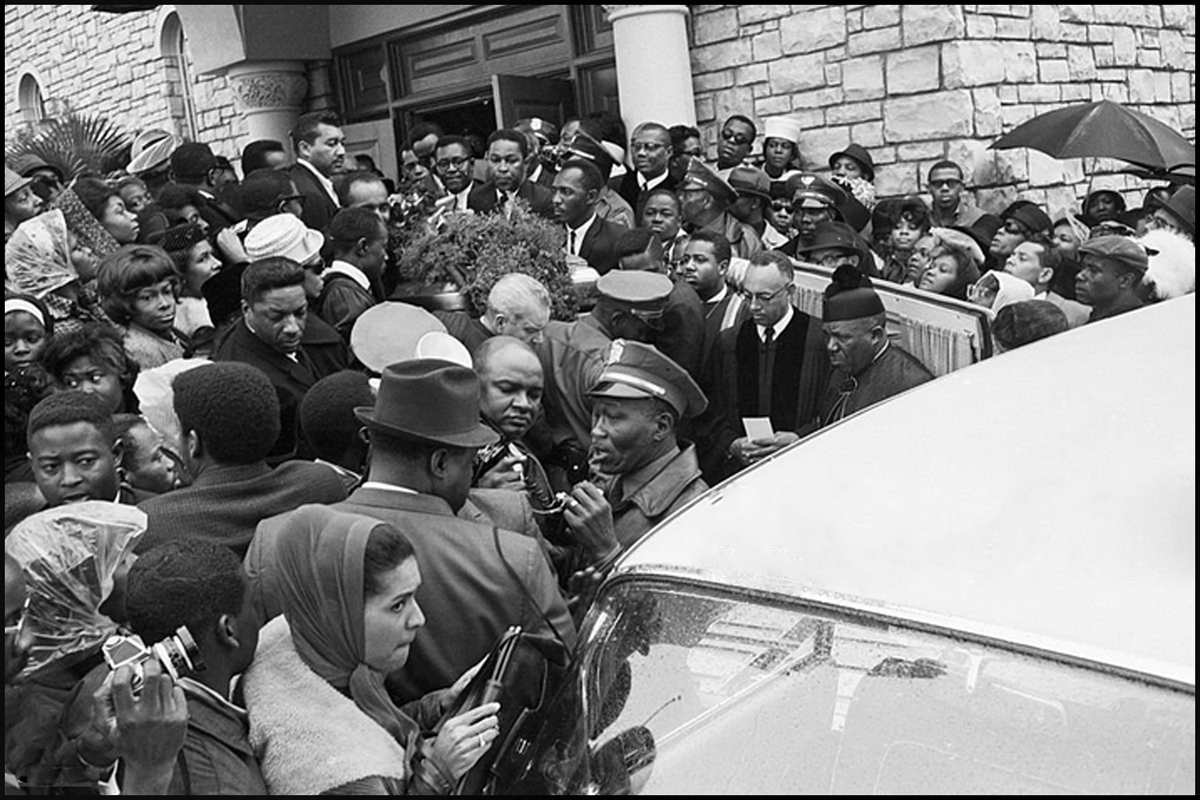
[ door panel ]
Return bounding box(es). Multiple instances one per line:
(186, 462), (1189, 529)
(491, 74), (575, 130)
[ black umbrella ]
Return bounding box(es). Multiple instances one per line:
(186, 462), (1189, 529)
(991, 100), (1195, 171)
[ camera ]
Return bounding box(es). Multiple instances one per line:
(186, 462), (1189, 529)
(101, 626), (203, 695)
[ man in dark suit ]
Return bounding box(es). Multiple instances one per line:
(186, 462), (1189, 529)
(613, 121), (678, 216)
(328, 359), (575, 703)
(287, 110), (345, 232)
(553, 158), (628, 277)
(467, 129), (555, 220)
(677, 230), (748, 369)
(168, 142), (241, 233)
(136, 362), (346, 559)
(701, 250), (830, 482)
(212, 257), (350, 461)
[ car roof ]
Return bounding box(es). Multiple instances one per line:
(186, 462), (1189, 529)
(618, 296), (1196, 687)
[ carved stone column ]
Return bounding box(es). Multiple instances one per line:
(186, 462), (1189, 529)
(227, 61), (308, 158)
(604, 5), (695, 134)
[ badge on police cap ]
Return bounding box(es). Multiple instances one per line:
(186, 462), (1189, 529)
(590, 339), (708, 419)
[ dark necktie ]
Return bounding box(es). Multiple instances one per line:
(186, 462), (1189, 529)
(569, 229), (577, 255)
(758, 326), (776, 417)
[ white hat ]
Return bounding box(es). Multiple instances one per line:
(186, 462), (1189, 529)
(244, 213), (324, 265)
(763, 116), (802, 145)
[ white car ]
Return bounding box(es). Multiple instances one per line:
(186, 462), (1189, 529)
(491, 296), (1196, 795)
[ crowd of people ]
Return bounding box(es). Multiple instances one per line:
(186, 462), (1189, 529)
(4, 101), (1196, 794)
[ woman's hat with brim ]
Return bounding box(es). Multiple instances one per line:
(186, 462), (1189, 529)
(828, 143), (875, 183)
(244, 213), (324, 265)
(354, 359), (500, 449)
(350, 302), (448, 375)
(127, 132), (182, 175)
(5, 166), (33, 198)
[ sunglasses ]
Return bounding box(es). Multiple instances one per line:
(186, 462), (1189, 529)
(929, 179), (962, 189)
(721, 130), (751, 146)
(769, 200), (792, 212)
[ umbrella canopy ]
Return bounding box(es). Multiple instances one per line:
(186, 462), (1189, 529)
(991, 100), (1195, 171)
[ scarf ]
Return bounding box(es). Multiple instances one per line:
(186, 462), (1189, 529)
(53, 186), (121, 262)
(271, 504), (420, 746)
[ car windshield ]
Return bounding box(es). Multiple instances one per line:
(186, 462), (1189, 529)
(492, 579), (1195, 795)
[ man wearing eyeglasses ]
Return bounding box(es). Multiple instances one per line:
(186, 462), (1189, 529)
(434, 135), (477, 213)
(700, 251), (830, 481)
(716, 115), (757, 172)
(678, 158), (763, 261)
(926, 160), (985, 229)
(614, 122), (678, 214)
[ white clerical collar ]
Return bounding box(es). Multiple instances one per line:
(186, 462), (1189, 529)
(327, 260), (371, 291)
(361, 481), (418, 495)
(296, 158), (340, 206)
(756, 303), (794, 342)
(567, 213), (598, 255)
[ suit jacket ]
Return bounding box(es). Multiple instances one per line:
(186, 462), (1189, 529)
(575, 215), (629, 276)
(137, 462), (346, 558)
(613, 170), (678, 218)
(212, 318), (348, 461)
(317, 272), (379, 343)
(332, 488), (576, 703)
(467, 180), (555, 220)
(288, 162), (340, 233)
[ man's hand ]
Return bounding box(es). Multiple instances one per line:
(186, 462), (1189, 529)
(730, 432), (800, 465)
(94, 660), (188, 795)
(214, 226), (249, 266)
(563, 481), (617, 560)
(566, 566), (605, 622)
(476, 453), (527, 491)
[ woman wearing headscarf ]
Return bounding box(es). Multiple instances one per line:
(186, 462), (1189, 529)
(241, 505), (500, 795)
(5, 208), (114, 336)
(967, 269), (1036, 315)
(3, 502), (144, 786)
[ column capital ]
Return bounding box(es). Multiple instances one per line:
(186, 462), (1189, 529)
(603, 5), (689, 24)
(227, 61), (308, 115)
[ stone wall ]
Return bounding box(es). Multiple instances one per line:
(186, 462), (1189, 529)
(4, 5), (245, 164)
(689, 4), (1196, 217)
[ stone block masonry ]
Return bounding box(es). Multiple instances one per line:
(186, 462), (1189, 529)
(5, 5), (244, 166)
(689, 4), (1196, 217)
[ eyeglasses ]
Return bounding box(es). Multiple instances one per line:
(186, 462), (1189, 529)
(929, 179), (962, 189)
(631, 141), (666, 153)
(721, 129), (751, 146)
(305, 256), (326, 275)
(1001, 221), (1029, 237)
(769, 200), (792, 212)
(738, 283), (792, 305)
(436, 156), (471, 171)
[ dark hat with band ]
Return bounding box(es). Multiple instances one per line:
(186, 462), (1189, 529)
(590, 339), (708, 419)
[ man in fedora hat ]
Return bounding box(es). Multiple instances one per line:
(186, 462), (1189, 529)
(679, 158), (763, 261)
(614, 121), (678, 214)
(991, 200), (1053, 262)
(816, 266), (932, 428)
(532, 270), (673, 487)
(828, 143), (876, 185)
(727, 165), (773, 240)
(1150, 185), (1194, 242)
(558, 339), (709, 571)
(333, 358), (575, 702)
